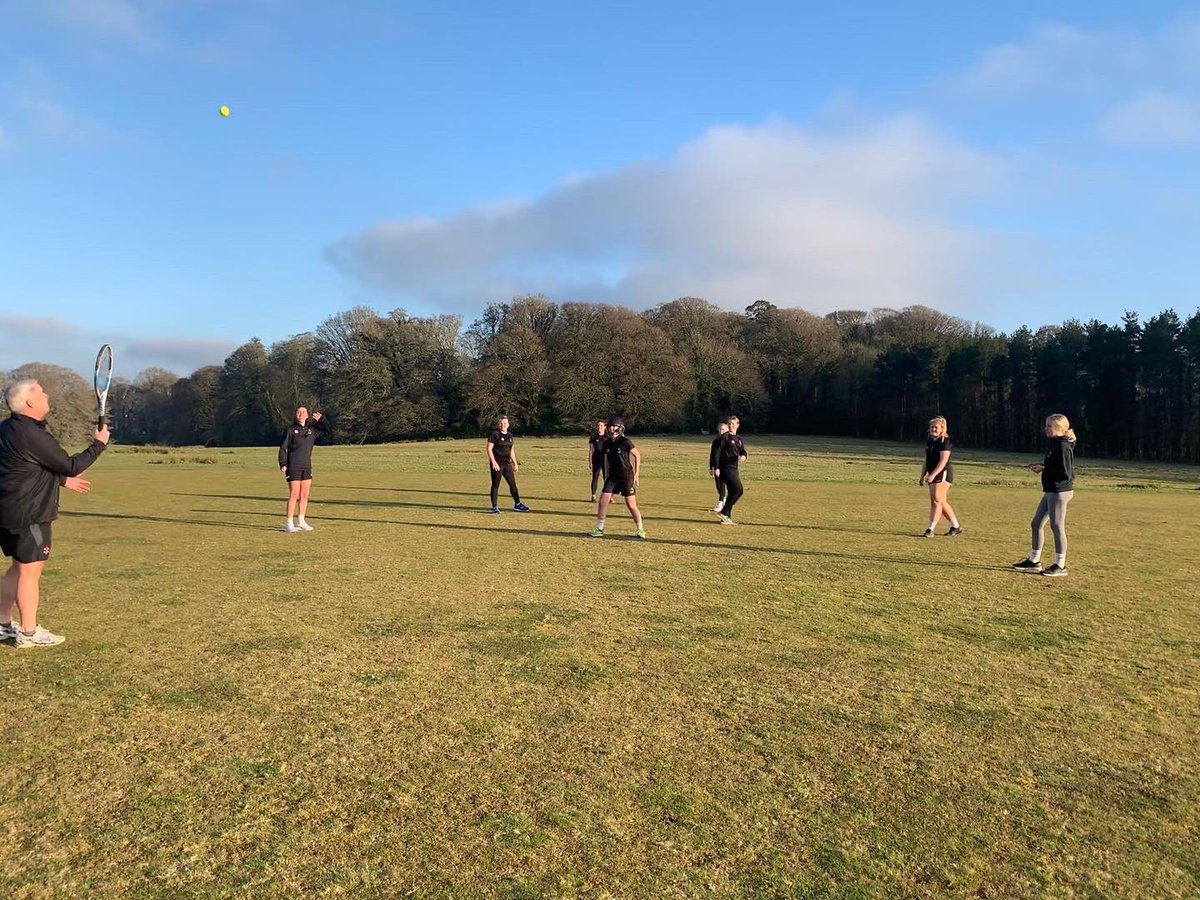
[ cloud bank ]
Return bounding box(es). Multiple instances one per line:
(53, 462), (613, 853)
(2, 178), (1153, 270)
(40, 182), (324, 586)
(0, 315), (236, 378)
(328, 119), (1003, 315)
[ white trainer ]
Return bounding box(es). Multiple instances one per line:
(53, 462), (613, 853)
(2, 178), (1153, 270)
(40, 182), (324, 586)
(0, 621), (19, 641)
(297, 520), (314, 531)
(15, 625), (66, 648)
(282, 523), (298, 533)
(711, 503), (724, 512)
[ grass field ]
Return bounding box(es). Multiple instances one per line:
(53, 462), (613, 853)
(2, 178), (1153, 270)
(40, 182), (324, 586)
(1, 435), (1197, 898)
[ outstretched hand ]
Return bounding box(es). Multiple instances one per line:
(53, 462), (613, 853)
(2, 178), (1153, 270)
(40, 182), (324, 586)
(64, 476), (91, 494)
(312, 411), (323, 421)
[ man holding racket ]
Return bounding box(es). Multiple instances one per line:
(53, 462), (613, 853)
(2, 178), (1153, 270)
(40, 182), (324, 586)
(0, 380), (109, 648)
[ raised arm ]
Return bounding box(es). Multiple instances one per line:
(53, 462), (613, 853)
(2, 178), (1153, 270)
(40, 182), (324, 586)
(26, 424), (106, 477)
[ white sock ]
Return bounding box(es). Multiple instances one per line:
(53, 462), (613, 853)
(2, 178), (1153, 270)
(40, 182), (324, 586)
(596, 519), (605, 530)
(927, 520), (937, 531)
(949, 516), (960, 528)
(286, 517), (294, 526)
(298, 516), (307, 525)
(1054, 553), (1066, 567)
(1029, 550), (1041, 563)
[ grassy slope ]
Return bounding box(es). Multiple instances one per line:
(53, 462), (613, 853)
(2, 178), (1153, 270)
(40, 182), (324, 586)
(1, 436), (1197, 898)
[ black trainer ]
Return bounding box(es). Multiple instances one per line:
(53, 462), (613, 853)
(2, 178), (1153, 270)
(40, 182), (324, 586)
(947, 526), (963, 536)
(922, 529), (934, 538)
(1041, 564), (1068, 577)
(1011, 558), (1043, 572)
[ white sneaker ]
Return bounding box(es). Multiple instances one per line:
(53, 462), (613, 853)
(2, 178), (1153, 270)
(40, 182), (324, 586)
(15, 625), (65, 648)
(719, 515), (735, 525)
(282, 523), (298, 533)
(711, 503), (724, 512)
(0, 621), (18, 641)
(297, 520), (314, 531)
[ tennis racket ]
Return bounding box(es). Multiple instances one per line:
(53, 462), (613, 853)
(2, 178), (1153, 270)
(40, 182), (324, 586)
(94, 344), (113, 429)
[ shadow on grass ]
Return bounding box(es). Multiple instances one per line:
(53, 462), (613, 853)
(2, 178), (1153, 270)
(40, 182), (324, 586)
(324, 484), (710, 513)
(61, 509), (261, 530)
(173, 492), (913, 536)
(190, 506), (1002, 571)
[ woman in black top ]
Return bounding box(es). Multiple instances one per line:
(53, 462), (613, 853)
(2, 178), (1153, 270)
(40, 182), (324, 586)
(587, 419), (606, 501)
(279, 406), (326, 532)
(919, 416), (962, 537)
(713, 416), (747, 524)
(1012, 414), (1076, 577)
(708, 421), (729, 512)
(486, 415), (530, 513)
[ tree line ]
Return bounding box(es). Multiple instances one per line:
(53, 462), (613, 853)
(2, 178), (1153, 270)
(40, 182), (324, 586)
(6, 297), (1200, 462)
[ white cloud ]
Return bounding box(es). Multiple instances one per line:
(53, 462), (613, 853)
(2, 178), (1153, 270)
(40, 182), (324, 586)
(328, 118), (1004, 315)
(1100, 92), (1200, 146)
(0, 316), (236, 377)
(956, 17), (1200, 99)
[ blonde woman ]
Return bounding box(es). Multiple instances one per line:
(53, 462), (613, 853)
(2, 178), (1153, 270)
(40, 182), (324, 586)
(919, 416), (962, 537)
(1013, 414), (1076, 577)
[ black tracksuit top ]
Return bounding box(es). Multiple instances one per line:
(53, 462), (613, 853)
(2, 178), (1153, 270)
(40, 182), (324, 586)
(0, 414), (106, 529)
(278, 417), (327, 470)
(715, 433), (747, 468)
(1040, 436), (1075, 493)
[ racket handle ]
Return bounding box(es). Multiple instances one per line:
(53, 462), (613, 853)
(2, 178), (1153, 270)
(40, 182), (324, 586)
(97, 415), (107, 430)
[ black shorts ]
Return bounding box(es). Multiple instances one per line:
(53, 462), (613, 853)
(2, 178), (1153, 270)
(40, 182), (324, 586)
(0, 523), (53, 564)
(286, 468), (313, 482)
(602, 476), (636, 497)
(928, 472), (952, 485)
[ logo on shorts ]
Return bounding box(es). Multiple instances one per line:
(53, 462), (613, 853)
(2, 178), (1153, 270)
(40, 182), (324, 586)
(41, 546), (50, 557)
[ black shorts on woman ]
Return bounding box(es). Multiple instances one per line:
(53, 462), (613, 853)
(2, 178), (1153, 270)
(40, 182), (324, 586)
(925, 435), (953, 484)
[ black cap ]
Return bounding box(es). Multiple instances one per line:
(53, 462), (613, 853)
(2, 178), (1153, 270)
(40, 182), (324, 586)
(606, 415), (624, 427)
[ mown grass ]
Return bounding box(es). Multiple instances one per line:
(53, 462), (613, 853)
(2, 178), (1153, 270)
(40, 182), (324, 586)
(1, 435), (1197, 898)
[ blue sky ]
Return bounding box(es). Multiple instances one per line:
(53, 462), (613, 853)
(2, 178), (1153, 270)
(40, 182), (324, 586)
(2, 1), (1198, 376)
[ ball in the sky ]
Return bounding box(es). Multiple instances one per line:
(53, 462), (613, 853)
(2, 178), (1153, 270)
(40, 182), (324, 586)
(219, 105), (230, 117)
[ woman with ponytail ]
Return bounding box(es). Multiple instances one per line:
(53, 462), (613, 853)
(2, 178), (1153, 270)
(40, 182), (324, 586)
(1012, 414), (1076, 577)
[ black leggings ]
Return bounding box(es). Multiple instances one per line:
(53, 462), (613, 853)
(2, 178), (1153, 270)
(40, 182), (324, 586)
(591, 463), (603, 496)
(490, 464), (520, 507)
(719, 468), (743, 516)
(714, 475), (726, 501)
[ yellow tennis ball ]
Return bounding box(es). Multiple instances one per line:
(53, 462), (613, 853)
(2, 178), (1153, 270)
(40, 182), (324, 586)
(219, 105), (230, 117)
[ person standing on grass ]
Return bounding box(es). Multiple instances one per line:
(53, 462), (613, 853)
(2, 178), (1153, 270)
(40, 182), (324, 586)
(487, 415), (531, 514)
(589, 416), (645, 539)
(708, 421), (729, 512)
(588, 419), (606, 502)
(279, 406), (326, 533)
(1013, 414), (1077, 578)
(919, 416), (963, 537)
(713, 415), (747, 525)
(0, 379), (109, 648)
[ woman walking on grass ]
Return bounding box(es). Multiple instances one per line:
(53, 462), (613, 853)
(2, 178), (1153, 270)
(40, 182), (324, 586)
(708, 420), (729, 512)
(919, 416), (962, 537)
(1012, 414), (1077, 577)
(486, 415), (531, 514)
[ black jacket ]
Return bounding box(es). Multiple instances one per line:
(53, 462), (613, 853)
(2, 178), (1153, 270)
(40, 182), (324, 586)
(716, 432), (747, 468)
(0, 414), (106, 529)
(1041, 436), (1075, 493)
(709, 435), (723, 469)
(279, 417), (327, 470)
